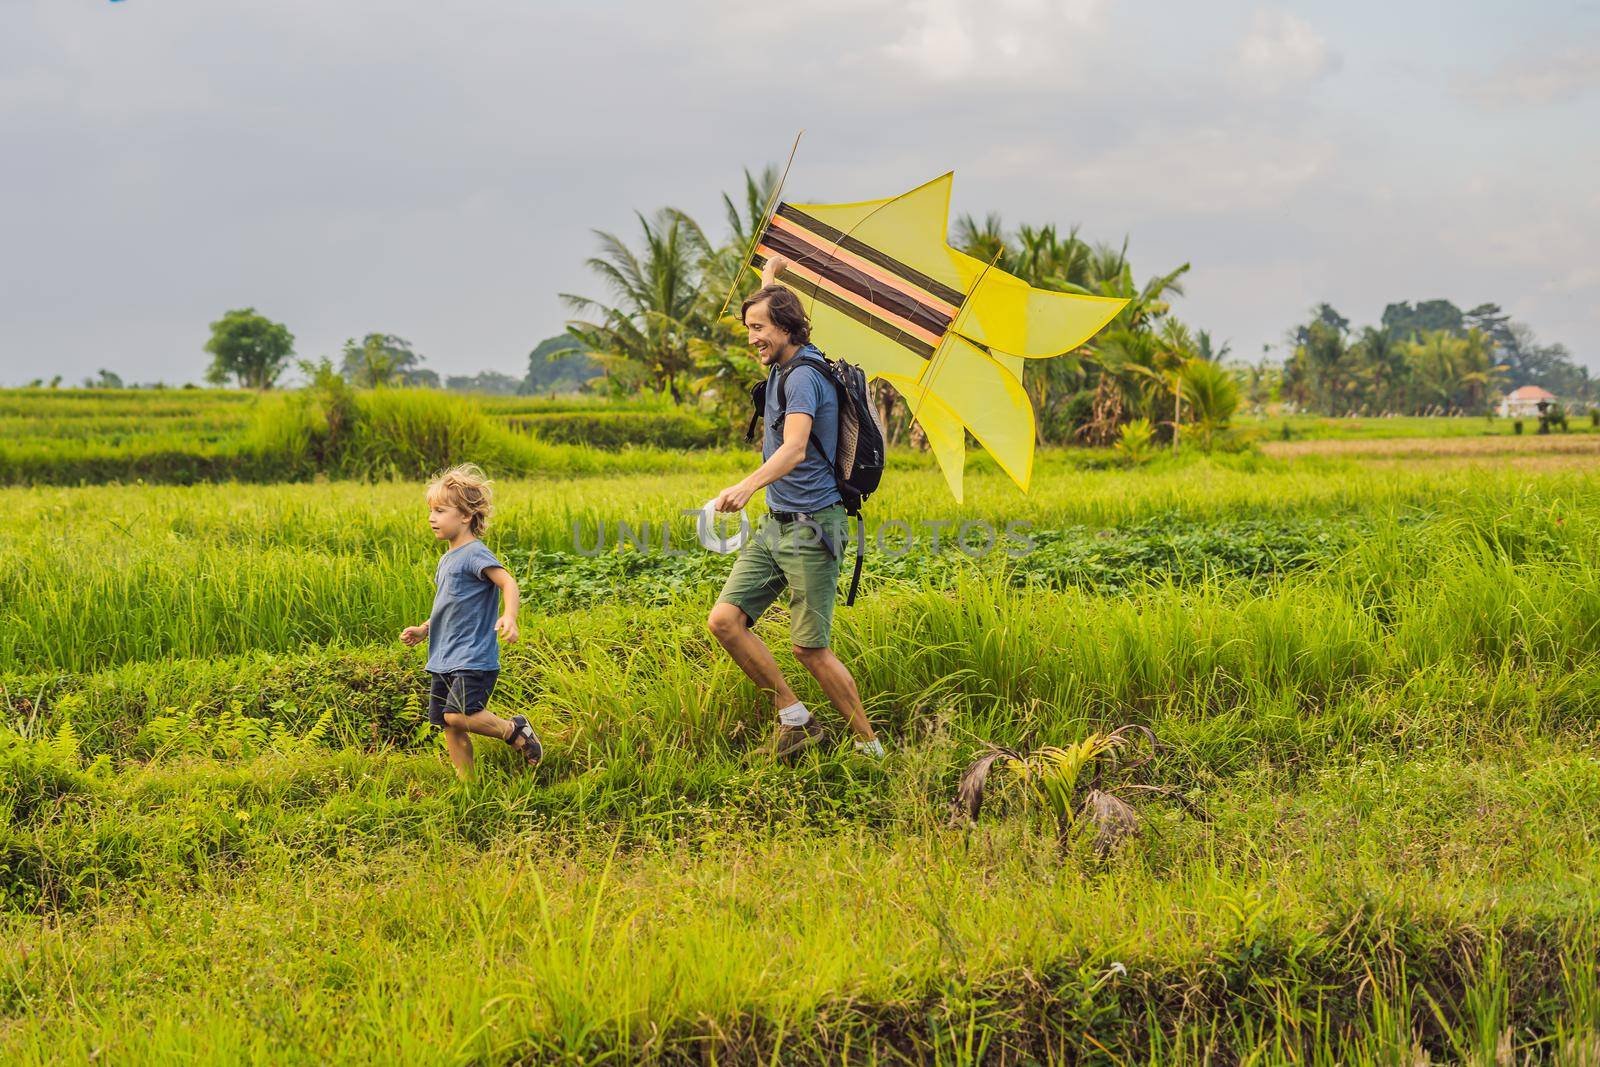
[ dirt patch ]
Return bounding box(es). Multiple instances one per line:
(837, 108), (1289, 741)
(1262, 435), (1600, 459)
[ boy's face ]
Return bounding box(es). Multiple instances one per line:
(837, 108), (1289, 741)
(428, 497), (471, 540)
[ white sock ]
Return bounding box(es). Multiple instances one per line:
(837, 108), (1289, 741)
(854, 738), (885, 758)
(778, 701), (812, 726)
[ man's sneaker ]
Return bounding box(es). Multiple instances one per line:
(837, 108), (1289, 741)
(773, 717), (824, 762)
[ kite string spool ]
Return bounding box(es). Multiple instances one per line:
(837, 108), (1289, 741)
(696, 498), (749, 555)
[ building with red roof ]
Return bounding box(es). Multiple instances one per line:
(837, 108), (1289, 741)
(1498, 385), (1558, 418)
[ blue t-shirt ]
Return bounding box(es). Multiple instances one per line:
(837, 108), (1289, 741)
(425, 539), (505, 673)
(764, 346), (841, 513)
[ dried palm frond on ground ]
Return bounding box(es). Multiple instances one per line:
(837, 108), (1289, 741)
(949, 725), (1203, 853)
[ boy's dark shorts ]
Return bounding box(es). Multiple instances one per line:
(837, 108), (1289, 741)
(426, 669), (499, 728)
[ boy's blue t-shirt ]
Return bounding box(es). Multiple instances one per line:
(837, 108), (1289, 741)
(425, 539), (505, 673)
(764, 345), (841, 513)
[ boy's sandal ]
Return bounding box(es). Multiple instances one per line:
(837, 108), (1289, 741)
(506, 715), (543, 768)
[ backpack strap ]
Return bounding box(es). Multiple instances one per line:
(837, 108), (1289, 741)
(774, 354), (839, 469)
(773, 353), (832, 413)
(744, 379), (767, 442)
(845, 514), (865, 607)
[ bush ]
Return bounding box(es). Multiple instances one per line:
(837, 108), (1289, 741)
(1177, 359), (1240, 451)
(1514, 419), (1524, 435)
(0, 441), (254, 485)
(1209, 427), (1260, 454)
(1052, 389), (1098, 442)
(250, 367), (495, 479)
(506, 410), (721, 450)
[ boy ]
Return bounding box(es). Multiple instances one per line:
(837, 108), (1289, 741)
(400, 463), (542, 779)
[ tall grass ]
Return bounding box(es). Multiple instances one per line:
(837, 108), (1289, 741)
(4, 761), (1599, 1061)
(2, 455), (1594, 673)
(2, 448), (1599, 1061)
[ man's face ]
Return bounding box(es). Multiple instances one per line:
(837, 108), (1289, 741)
(743, 299), (791, 366)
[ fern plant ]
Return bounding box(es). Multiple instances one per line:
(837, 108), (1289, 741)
(134, 703), (336, 761)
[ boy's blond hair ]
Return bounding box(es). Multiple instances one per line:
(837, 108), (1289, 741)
(427, 463), (494, 537)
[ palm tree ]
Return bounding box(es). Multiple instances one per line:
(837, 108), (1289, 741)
(1240, 355), (1279, 414)
(1403, 330), (1467, 414)
(1194, 330), (1231, 363)
(1289, 317), (1356, 414)
(562, 208), (713, 404)
(1075, 262), (1193, 432)
(1179, 358), (1241, 450)
(1456, 328), (1509, 415)
(1350, 326), (1405, 414)
(952, 212), (1009, 270)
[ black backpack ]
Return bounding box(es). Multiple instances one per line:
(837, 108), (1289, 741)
(745, 349), (886, 605)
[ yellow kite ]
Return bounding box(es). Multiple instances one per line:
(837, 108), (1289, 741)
(751, 172), (1127, 502)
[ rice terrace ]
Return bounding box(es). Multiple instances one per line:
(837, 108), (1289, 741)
(6, 3), (1600, 1065)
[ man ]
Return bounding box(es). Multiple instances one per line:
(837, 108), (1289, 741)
(707, 255), (884, 762)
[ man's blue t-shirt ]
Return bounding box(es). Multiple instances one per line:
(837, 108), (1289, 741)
(764, 345), (841, 513)
(425, 539), (505, 673)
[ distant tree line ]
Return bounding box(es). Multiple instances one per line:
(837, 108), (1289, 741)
(81, 310), (606, 395)
(1276, 299), (1592, 417)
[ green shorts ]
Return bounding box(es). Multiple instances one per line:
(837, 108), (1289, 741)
(716, 503), (847, 649)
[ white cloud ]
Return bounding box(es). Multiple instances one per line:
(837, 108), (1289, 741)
(1231, 8), (1338, 95)
(882, 0), (1109, 84)
(1459, 42), (1600, 108)
(1058, 126), (1335, 214)
(1550, 266), (1600, 297)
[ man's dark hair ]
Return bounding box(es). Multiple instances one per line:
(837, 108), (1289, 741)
(740, 285), (811, 346)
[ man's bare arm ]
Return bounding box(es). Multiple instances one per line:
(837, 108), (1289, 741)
(761, 254), (789, 289)
(712, 411), (812, 512)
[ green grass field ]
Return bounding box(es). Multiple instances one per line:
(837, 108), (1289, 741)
(3, 391), (1600, 1062)
(5, 386), (1595, 486)
(0, 388), (719, 484)
(1242, 412), (1599, 441)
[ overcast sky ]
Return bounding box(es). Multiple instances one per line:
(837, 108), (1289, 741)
(3, 0), (1597, 385)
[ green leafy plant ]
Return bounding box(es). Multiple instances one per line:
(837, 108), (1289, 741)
(134, 701), (334, 761)
(1113, 417), (1156, 465)
(949, 725), (1199, 852)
